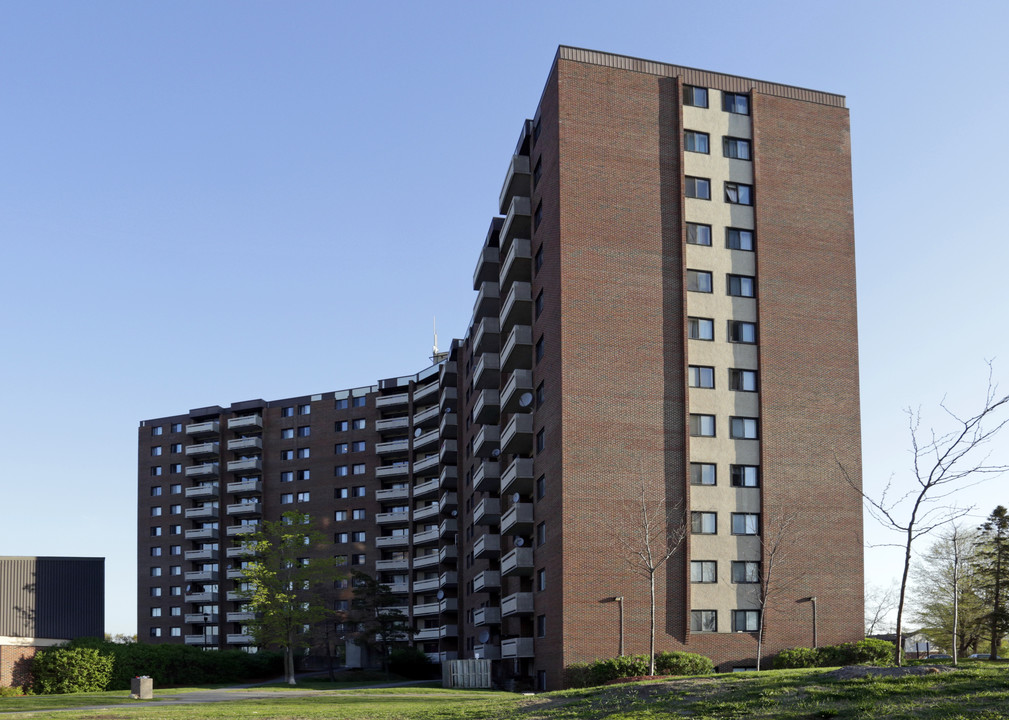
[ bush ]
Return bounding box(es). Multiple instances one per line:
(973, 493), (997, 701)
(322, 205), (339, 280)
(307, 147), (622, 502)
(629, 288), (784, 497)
(653, 651), (714, 676)
(0, 685), (26, 697)
(564, 662), (593, 688)
(587, 655), (650, 685)
(387, 647), (434, 679)
(773, 639), (895, 670)
(773, 647), (821, 669)
(32, 647), (113, 694)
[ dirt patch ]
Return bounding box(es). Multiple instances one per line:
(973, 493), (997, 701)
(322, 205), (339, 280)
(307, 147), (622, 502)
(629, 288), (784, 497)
(825, 664), (960, 680)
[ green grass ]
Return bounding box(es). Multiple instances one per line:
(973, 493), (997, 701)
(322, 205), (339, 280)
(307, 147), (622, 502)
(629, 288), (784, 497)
(4, 664), (1009, 719)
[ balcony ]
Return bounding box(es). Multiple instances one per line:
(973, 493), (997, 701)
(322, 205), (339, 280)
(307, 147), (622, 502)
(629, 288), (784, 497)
(439, 412), (457, 440)
(439, 596), (458, 613)
(439, 386), (458, 412)
(473, 425), (500, 458)
(413, 454), (439, 476)
(227, 479), (262, 495)
(501, 503), (534, 535)
(226, 634), (255, 645)
(473, 533), (501, 559)
(499, 238), (532, 292)
(377, 439), (410, 455)
(472, 317), (501, 356)
(412, 528), (438, 545)
(472, 244), (499, 290)
(227, 458), (262, 473)
(184, 505), (217, 520)
(439, 624), (459, 639)
(474, 607), (501, 626)
(438, 440), (457, 464)
(413, 477), (439, 498)
(227, 415), (262, 431)
(378, 605), (410, 616)
(500, 457), (534, 496)
(413, 380), (439, 403)
(439, 519), (458, 538)
(472, 353), (500, 390)
(473, 570), (501, 592)
(499, 153), (531, 214)
(376, 557), (410, 571)
(413, 601), (440, 617)
(473, 461), (500, 493)
(375, 534), (411, 548)
(474, 643), (501, 660)
(226, 544), (254, 558)
(426, 651), (458, 664)
(501, 369), (534, 413)
(472, 282), (500, 324)
(184, 527), (219, 541)
(439, 571), (458, 588)
(185, 463), (219, 478)
(376, 463), (410, 478)
(376, 511), (410, 525)
(385, 582), (409, 595)
(438, 491), (458, 514)
(184, 569), (218, 582)
(225, 568), (246, 580)
(185, 442), (219, 457)
(413, 405), (440, 427)
(184, 548), (217, 561)
(438, 545), (458, 564)
(501, 547), (534, 576)
(376, 416), (410, 433)
(226, 524), (257, 537)
(225, 590), (248, 601)
(413, 429), (439, 451)
(185, 612), (218, 624)
(500, 324), (533, 373)
(440, 361), (457, 385)
(501, 412), (534, 455)
(226, 611), (255, 623)
(414, 626), (440, 642)
(439, 465), (458, 490)
(499, 281), (532, 332)
(473, 389), (500, 425)
(184, 634), (217, 646)
(375, 485), (410, 502)
(412, 553), (439, 569)
(501, 637), (535, 659)
(498, 196), (531, 256)
(184, 591), (218, 603)
(474, 498), (501, 525)
(227, 437), (262, 453)
(413, 577), (440, 593)
(186, 421), (220, 436)
(413, 503), (440, 522)
(375, 392), (409, 408)
(227, 502), (262, 516)
(185, 484), (219, 499)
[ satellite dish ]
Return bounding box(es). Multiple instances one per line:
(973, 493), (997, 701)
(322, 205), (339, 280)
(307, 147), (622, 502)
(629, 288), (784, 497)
(444, 407), (452, 414)
(436, 589), (445, 600)
(490, 448), (501, 458)
(414, 428), (423, 437)
(478, 629), (491, 643)
(512, 493), (521, 504)
(451, 509), (458, 517)
(515, 537), (525, 547)
(518, 392), (534, 408)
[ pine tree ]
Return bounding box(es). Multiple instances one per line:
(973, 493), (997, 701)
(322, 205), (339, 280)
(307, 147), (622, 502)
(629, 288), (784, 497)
(975, 506), (1009, 659)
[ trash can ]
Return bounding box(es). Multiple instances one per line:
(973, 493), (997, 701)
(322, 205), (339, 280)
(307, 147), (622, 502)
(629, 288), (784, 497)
(130, 676), (153, 699)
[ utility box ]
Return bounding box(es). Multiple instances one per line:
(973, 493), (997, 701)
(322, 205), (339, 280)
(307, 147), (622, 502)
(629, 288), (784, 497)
(443, 659), (492, 689)
(130, 676), (153, 699)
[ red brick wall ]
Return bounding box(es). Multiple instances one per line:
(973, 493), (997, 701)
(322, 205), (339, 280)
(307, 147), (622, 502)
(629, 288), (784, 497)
(0, 645), (36, 689)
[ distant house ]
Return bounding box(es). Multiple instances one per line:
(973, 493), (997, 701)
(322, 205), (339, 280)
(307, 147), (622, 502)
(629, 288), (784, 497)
(0, 557), (104, 688)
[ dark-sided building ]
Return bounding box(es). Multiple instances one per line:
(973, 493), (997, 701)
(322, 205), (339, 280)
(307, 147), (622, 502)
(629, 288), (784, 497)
(138, 47), (863, 689)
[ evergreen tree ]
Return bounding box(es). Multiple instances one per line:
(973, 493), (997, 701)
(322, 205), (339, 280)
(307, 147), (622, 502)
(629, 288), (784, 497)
(351, 571), (411, 673)
(976, 506), (1009, 659)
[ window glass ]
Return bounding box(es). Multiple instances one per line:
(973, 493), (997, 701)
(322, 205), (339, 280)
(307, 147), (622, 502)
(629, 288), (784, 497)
(683, 85), (708, 108)
(690, 560), (716, 583)
(727, 228), (754, 251)
(690, 463), (716, 485)
(688, 317), (714, 341)
(688, 366), (714, 388)
(684, 130), (709, 154)
(723, 92), (750, 115)
(686, 270), (713, 293)
(685, 176), (711, 200)
(686, 223), (712, 246)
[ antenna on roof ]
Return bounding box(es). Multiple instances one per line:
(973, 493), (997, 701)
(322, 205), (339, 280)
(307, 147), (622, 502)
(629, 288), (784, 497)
(431, 316), (449, 364)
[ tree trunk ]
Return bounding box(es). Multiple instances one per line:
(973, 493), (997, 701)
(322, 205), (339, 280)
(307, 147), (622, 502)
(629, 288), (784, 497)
(992, 552), (1003, 661)
(286, 628), (297, 685)
(756, 618), (764, 671)
(894, 524), (915, 667)
(649, 571), (656, 675)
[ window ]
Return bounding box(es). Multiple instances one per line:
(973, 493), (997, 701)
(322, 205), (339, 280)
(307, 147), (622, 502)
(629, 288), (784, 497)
(334, 465), (348, 477)
(295, 425), (310, 438)
(352, 441), (365, 452)
(684, 176), (711, 200)
(335, 398), (349, 410)
(691, 560), (717, 583)
(731, 465), (760, 487)
(683, 85), (708, 108)
(533, 156), (542, 187)
(335, 487), (349, 499)
(281, 406), (294, 417)
(151, 486), (162, 497)
(150, 627), (162, 638)
(689, 414), (715, 437)
(536, 381), (545, 407)
(170, 464), (182, 474)
(151, 506), (162, 517)
(536, 475), (545, 500)
(729, 369), (758, 392)
(732, 609), (760, 632)
(334, 556), (348, 568)
(170, 545), (181, 556)
(170, 627), (181, 637)
(690, 463), (716, 486)
(727, 274), (755, 297)
(686, 269), (713, 293)
(351, 554), (366, 566)
(298, 404), (310, 415)
(535, 335), (544, 364)
(150, 587), (162, 597)
(535, 290), (544, 319)
(691, 512), (716, 534)
(150, 467), (162, 476)
(170, 585), (181, 596)
(723, 92), (750, 115)
(352, 486), (366, 497)
(352, 531), (366, 542)
(727, 228), (754, 251)
(729, 417), (759, 440)
(151, 547), (162, 557)
(335, 532), (348, 543)
(731, 561), (760, 583)
(171, 423), (182, 432)
(170, 443), (182, 453)
(352, 509), (365, 520)
(686, 222), (712, 246)
(151, 446), (162, 456)
(723, 137), (751, 160)
(170, 606), (181, 617)
(281, 493), (294, 504)
(151, 567), (162, 577)
(534, 200), (542, 230)
(281, 450), (294, 460)
(725, 182), (753, 205)
(688, 317), (714, 341)
(537, 568), (546, 591)
(534, 245), (543, 273)
(536, 614), (546, 638)
(298, 469), (311, 481)
(281, 471), (293, 483)
(170, 484), (181, 494)
(334, 510), (348, 521)
(728, 321), (757, 344)
(335, 420), (348, 432)
(152, 426), (163, 436)
(684, 130), (709, 154)
(688, 366), (714, 389)
(352, 418), (366, 430)
(297, 492), (310, 503)
(352, 396), (366, 407)
(297, 448), (310, 459)
(281, 428), (294, 439)
(170, 504), (181, 514)
(335, 443), (348, 454)
(150, 526), (162, 536)
(151, 607), (162, 617)
(536, 522), (546, 547)
(536, 428), (545, 453)
(352, 464), (366, 475)
(691, 610), (717, 632)
(731, 513), (760, 535)
(170, 524), (181, 535)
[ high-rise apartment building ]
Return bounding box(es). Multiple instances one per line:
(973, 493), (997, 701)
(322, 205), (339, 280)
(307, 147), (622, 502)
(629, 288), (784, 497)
(138, 47), (862, 689)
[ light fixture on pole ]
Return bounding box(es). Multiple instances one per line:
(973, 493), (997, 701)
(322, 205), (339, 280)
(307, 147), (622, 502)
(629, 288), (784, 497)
(601, 596), (625, 656)
(797, 596), (818, 648)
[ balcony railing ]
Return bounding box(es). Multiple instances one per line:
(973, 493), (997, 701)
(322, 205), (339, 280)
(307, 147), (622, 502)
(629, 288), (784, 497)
(413, 429), (439, 450)
(473, 570), (501, 592)
(184, 548), (217, 561)
(375, 485), (410, 502)
(501, 637), (535, 659)
(439, 519), (457, 538)
(227, 502), (262, 516)
(439, 465), (458, 490)
(439, 597), (458, 613)
(501, 546), (534, 576)
(186, 421), (220, 436)
(439, 412), (457, 439)
(185, 612), (218, 624)
(473, 460), (500, 493)
(438, 439), (457, 464)
(185, 463), (219, 478)
(376, 439), (410, 455)
(438, 491), (458, 513)
(226, 634), (255, 645)
(501, 412), (534, 455)
(227, 437), (262, 452)
(413, 504), (440, 522)
(412, 553), (439, 569)
(413, 477), (439, 498)
(184, 634), (217, 645)
(413, 627), (440, 641)
(474, 389), (500, 425)
(184, 505), (218, 520)
(375, 558), (410, 571)
(227, 479), (262, 495)
(376, 511), (410, 525)
(376, 534), (410, 548)
(184, 569), (218, 582)
(227, 458), (262, 473)
(184, 484), (219, 499)
(227, 415), (262, 431)
(413, 380), (439, 403)
(500, 457), (534, 495)
(185, 527), (219, 541)
(375, 416), (410, 433)
(226, 611), (256, 622)
(499, 153), (531, 214)
(438, 545), (458, 563)
(472, 317), (500, 356)
(499, 281), (532, 333)
(376, 463), (410, 478)
(474, 643), (501, 660)
(439, 571), (458, 588)
(184, 591), (218, 603)
(473, 425), (500, 458)
(474, 498), (501, 525)
(473, 533), (501, 559)
(501, 503), (534, 535)
(498, 196), (531, 256)
(412, 405), (440, 427)
(500, 324), (533, 373)
(413, 601), (440, 617)
(226, 524), (257, 537)
(439, 386), (458, 411)
(412, 528), (439, 545)
(472, 282), (500, 325)
(472, 244), (499, 290)
(225, 545), (254, 558)
(474, 607), (501, 626)
(375, 392), (409, 408)
(472, 353), (500, 390)
(439, 624), (459, 638)
(501, 369), (534, 413)
(499, 237), (532, 292)
(413, 454), (439, 475)
(413, 577), (440, 593)
(185, 442), (219, 457)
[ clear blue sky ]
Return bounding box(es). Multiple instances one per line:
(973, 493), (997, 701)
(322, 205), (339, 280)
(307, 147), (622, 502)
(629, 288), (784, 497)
(2, 0), (1008, 635)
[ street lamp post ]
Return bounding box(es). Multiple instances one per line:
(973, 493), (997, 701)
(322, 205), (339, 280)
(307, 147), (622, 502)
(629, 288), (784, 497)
(601, 596), (625, 656)
(798, 596), (818, 648)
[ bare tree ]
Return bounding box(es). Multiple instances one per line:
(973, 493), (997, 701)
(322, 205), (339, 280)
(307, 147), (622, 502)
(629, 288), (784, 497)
(865, 581), (899, 636)
(840, 369), (1009, 665)
(751, 513), (799, 670)
(612, 480), (687, 676)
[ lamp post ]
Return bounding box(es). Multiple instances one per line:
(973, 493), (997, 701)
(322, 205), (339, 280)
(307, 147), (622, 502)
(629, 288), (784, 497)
(601, 596), (625, 656)
(797, 596), (818, 648)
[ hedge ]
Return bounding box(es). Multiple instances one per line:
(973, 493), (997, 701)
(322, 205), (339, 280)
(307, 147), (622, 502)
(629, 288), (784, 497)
(773, 639), (894, 669)
(32, 647), (114, 694)
(565, 652), (714, 687)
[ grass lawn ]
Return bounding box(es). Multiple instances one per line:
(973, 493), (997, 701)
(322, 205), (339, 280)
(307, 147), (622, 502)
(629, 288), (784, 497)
(3, 664), (1009, 719)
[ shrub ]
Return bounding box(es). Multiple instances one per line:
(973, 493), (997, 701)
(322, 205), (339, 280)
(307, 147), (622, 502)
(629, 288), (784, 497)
(773, 646), (821, 669)
(653, 651), (715, 676)
(564, 662), (593, 688)
(32, 647), (113, 694)
(388, 647), (434, 679)
(0, 685), (25, 697)
(587, 655), (650, 685)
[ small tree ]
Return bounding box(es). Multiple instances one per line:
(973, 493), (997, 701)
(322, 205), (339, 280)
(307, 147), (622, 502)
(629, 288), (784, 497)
(612, 479), (687, 676)
(752, 514), (799, 670)
(351, 571), (411, 673)
(241, 512), (340, 684)
(976, 506), (1009, 660)
(865, 582), (899, 636)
